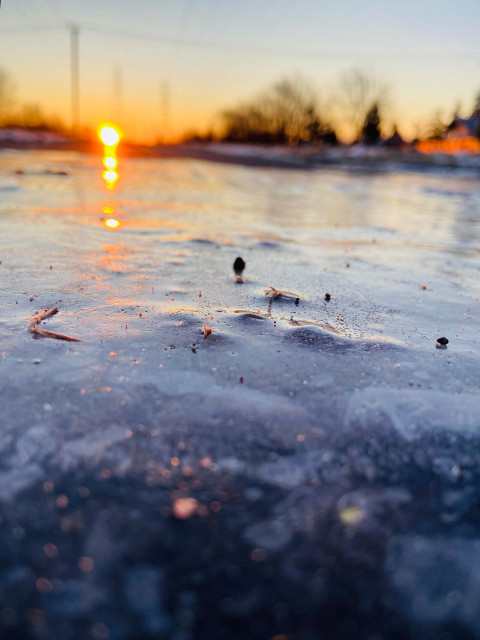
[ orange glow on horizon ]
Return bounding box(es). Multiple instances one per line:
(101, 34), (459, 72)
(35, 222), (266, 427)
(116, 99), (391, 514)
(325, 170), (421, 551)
(416, 137), (480, 155)
(105, 218), (120, 228)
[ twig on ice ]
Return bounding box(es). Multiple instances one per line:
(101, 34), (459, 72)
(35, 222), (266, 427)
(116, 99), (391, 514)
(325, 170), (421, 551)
(264, 286), (305, 315)
(28, 306), (82, 342)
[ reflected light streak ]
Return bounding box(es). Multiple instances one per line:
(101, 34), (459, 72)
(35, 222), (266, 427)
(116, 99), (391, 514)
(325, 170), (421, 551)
(103, 155), (118, 169)
(103, 169), (119, 188)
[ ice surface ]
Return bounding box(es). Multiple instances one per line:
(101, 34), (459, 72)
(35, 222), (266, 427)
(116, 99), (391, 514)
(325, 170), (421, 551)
(343, 388), (479, 440)
(385, 536), (480, 631)
(0, 151), (479, 640)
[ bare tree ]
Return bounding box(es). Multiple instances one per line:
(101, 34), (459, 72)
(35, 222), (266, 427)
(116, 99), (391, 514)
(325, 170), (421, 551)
(471, 92), (480, 139)
(335, 68), (388, 142)
(427, 109), (447, 140)
(0, 68), (15, 124)
(221, 76), (336, 145)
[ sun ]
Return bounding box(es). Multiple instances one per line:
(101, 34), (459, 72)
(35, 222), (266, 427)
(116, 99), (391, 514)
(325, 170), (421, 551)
(99, 125), (120, 146)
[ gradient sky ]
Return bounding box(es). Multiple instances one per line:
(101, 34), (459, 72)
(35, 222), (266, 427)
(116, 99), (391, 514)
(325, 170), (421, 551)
(0, 0), (479, 142)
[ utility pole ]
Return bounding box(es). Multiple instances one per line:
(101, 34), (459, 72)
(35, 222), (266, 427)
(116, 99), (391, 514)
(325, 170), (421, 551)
(113, 66), (123, 124)
(160, 81), (170, 144)
(69, 24), (80, 134)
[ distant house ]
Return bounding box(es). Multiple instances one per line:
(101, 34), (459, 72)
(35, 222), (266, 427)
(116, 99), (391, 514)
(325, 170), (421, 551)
(446, 116), (477, 139)
(417, 111), (480, 155)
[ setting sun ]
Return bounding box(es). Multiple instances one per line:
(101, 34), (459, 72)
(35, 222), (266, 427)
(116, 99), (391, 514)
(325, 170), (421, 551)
(99, 125), (120, 146)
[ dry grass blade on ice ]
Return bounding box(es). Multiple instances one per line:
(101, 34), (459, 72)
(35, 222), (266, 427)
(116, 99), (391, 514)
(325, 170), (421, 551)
(202, 323), (213, 341)
(264, 286), (305, 300)
(28, 306), (82, 342)
(264, 286), (305, 314)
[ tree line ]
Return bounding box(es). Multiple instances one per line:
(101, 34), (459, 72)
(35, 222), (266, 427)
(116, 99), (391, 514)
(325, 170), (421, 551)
(1, 64), (479, 145)
(193, 69), (480, 147)
(0, 68), (67, 133)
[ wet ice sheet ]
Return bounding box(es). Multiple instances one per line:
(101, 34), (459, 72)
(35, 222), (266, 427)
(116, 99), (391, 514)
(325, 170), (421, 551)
(0, 151), (479, 640)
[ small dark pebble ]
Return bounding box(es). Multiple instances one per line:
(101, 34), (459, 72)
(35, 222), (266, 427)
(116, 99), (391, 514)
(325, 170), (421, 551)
(233, 256), (246, 275)
(436, 337), (449, 349)
(294, 298), (300, 306)
(346, 263), (350, 268)
(324, 293), (331, 301)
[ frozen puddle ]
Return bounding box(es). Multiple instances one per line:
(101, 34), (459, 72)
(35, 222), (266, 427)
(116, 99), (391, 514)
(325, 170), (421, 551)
(0, 151), (479, 640)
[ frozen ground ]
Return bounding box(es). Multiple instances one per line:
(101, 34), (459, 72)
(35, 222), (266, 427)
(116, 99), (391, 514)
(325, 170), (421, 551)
(0, 150), (479, 640)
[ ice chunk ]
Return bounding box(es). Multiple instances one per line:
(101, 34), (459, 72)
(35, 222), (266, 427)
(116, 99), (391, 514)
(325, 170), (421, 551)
(343, 388), (479, 439)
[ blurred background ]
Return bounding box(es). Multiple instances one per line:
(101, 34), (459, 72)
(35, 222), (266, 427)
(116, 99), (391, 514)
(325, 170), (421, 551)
(0, 0), (479, 144)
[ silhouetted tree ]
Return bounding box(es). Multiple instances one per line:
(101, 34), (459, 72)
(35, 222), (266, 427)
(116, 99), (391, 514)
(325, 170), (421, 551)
(7, 103), (66, 133)
(181, 129), (215, 143)
(385, 124), (404, 148)
(221, 77), (336, 145)
(361, 102), (381, 145)
(335, 68), (388, 142)
(471, 92), (480, 139)
(20, 104), (47, 130)
(322, 129), (338, 145)
(427, 110), (447, 139)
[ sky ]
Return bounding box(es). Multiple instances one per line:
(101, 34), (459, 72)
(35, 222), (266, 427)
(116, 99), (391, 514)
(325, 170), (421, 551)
(0, 0), (479, 143)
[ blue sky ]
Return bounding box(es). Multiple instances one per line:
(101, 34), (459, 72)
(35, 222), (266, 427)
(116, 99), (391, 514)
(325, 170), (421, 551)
(0, 0), (479, 141)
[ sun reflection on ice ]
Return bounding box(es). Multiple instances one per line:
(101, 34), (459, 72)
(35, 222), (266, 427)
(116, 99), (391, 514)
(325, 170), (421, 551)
(103, 169), (118, 188)
(103, 155), (118, 169)
(99, 123), (121, 190)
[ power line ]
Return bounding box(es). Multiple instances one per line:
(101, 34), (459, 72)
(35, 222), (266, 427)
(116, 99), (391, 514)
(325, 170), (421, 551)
(199, 0), (236, 46)
(71, 24), (480, 61)
(44, 0), (64, 19)
(173, 0), (194, 44)
(194, 0), (221, 46)
(9, 0), (36, 25)
(0, 24), (63, 33)
(0, 22), (478, 62)
(24, 0), (57, 23)
(161, 0), (194, 84)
